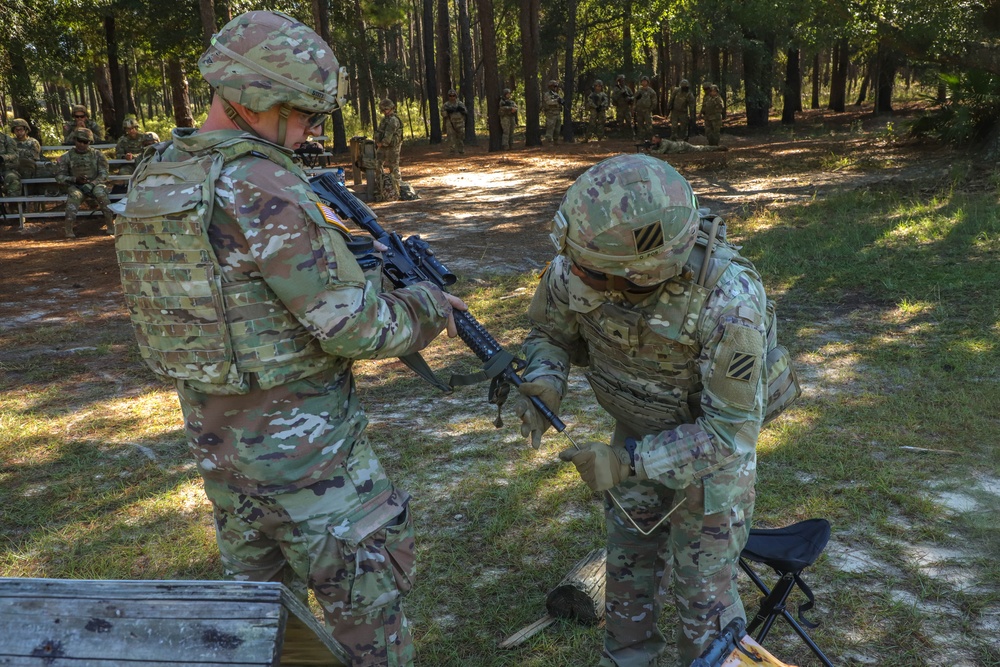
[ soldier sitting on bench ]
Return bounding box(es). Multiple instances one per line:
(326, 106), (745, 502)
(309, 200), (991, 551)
(54, 128), (114, 239)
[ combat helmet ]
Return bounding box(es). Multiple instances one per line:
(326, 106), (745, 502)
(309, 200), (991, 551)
(502, 88), (511, 95)
(11, 118), (30, 130)
(616, 74), (625, 82)
(73, 128), (94, 143)
(640, 75), (650, 84)
(593, 79), (604, 88)
(123, 117), (140, 129)
(142, 131), (160, 145)
(71, 105), (89, 117)
(548, 80), (559, 87)
(551, 154), (699, 287)
(702, 81), (713, 91)
(447, 89), (458, 97)
(198, 10), (347, 143)
(679, 79), (690, 88)
(380, 98), (395, 110)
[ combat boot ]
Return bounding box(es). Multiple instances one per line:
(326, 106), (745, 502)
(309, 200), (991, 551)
(103, 211), (114, 236)
(64, 216), (76, 239)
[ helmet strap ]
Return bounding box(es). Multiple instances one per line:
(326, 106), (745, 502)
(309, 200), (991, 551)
(276, 104), (293, 146)
(221, 98), (260, 138)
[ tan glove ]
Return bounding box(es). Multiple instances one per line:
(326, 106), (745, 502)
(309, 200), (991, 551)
(558, 440), (632, 493)
(513, 379), (562, 449)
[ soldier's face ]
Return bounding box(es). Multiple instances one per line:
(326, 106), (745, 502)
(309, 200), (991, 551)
(73, 114), (87, 126)
(127, 127), (139, 138)
(641, 81), (649, 88)
(253, 104), (328, 149)
(74, 138), (91, 152)
(13, 127), (27, 139)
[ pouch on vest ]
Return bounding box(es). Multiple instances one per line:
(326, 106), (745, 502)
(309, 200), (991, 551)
(115, 151), (240, 388)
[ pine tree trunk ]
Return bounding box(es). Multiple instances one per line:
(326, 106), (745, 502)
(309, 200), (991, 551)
(519, 0), (541, 146)
(437, 0), (452, 96)
(475, 0), (502, 150)
(423, 0), (442, 143)
(457, 0), (477, 145)
(782, 48), (800, 124)
(199, 0), (216, 50)
(104, 15), (126, 137)
(95, 64), (116, 134)
(743, 33), (774, 130)
(166, 57), (195, 128)
(828, 38), (848, 112)
(622, 0), (633, 74)
(811, 51), (820, 109)
(561, 0), (577, 143)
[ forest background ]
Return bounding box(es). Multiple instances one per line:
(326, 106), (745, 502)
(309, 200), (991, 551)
(3, 0), (1000, 152)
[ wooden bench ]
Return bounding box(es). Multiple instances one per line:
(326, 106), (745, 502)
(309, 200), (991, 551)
(0, 578), (349, 666)
(0, 193), (126, 229)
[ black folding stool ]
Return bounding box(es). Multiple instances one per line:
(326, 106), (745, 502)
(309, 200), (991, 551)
(739, 518), (835, 666)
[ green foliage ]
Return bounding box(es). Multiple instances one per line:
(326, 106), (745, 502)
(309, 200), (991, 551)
(909, 71), (1000, 145)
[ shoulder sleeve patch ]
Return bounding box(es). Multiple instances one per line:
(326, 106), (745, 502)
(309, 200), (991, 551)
(315, 202), (352, 234)
(709, 322), (765, 411)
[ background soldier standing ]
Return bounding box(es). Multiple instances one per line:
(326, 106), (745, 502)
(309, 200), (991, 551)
(585, 79), (609, 142)
(633, 75), (656, 139)
(514, 154), (770, 667)
(668, 79), (696, 141)
(115, 11), (466, 666)
(543, 80), (564, 145)
(116, 117), (145, 176)
(375, 98), (404, 198)
(702, 84), (726, 146)
(55, 128), (113, 238)
(499, 88), (519, 150)
(441, 89), (467, 155)
(611, 74), (634, 135)
(7, 119), (41, 196)
(63, 105), (104, 145)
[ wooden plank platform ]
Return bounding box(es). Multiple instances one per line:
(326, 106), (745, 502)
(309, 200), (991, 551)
(0, 578), (348, 666)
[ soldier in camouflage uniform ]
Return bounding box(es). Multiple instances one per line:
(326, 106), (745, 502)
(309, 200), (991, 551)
(701, 84), (726, 147)
(375, 99), (403, 198)
(611, 74), (634, 136)
(116, 117), (146, 176)
(113, 12), (466, 666)
(650, 133), (727, 155)
(55, 128), (113, 238)
(633, 76), (656, 140)
(10, 119), (42, 185)
(513, 154), (772, 666)
(63, 105), (104, 145)
(441, 89), (467, 155)
(499, 88), (518, 150)
(585, 80), (609, 143)
(543, 80), (564, 145)
(668, 79), (696, 141)
(0, 125), (20, 197)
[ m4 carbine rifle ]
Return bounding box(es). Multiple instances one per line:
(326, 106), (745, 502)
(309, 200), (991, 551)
(310, 173), (565, 433)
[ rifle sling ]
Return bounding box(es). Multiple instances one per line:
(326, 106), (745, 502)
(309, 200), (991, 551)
(399, 353), (453, 394)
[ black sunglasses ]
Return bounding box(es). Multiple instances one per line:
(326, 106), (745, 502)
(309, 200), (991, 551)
(291, 107), (329, 128)
(73, 114), (87, 119)
(75, 139), (91, 144)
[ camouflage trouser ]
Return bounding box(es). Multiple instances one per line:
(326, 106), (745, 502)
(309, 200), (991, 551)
(202, 437), (416, 667)
(586, 109), (607, 141)
(377, 147), (401, 194)
(670, 114), (690, 141)
(500, 116), (516, 149)
(65, 183), (113, 237)
(544, 111), (562, 144)
(118, 163), (136, 176)
(615, 104), (634, 134)
(635, 109), (653, 139)
(705, 119), (722, 146)
(445, 118), (465, 154)
(2, 169), (21, 197)
(599, 422), (755, 667)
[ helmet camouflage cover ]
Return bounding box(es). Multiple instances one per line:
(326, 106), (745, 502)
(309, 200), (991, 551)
(680, 79), (690, 87)
(73, 128), (94, 142)
(616, 74), (625, 81)
(503, 87), (511, 95)
(594, 79), (604, 87)
(380, 98), (395, 110)
(199, 10), (342, 113)
(142, 131), (160, 144)
(551, 154), (699, 286)
(11, 118), (30, 130)
(549, 80), (559, 87)
(123, 117), (140, 129)
(71, 105), (88, 116)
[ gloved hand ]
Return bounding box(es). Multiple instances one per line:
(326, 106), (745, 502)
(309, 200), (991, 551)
(513, 378), (562, 449)
(558, 440), (633, 493)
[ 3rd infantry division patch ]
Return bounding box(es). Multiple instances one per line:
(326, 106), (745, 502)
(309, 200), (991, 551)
(726, 352), (756, 381)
